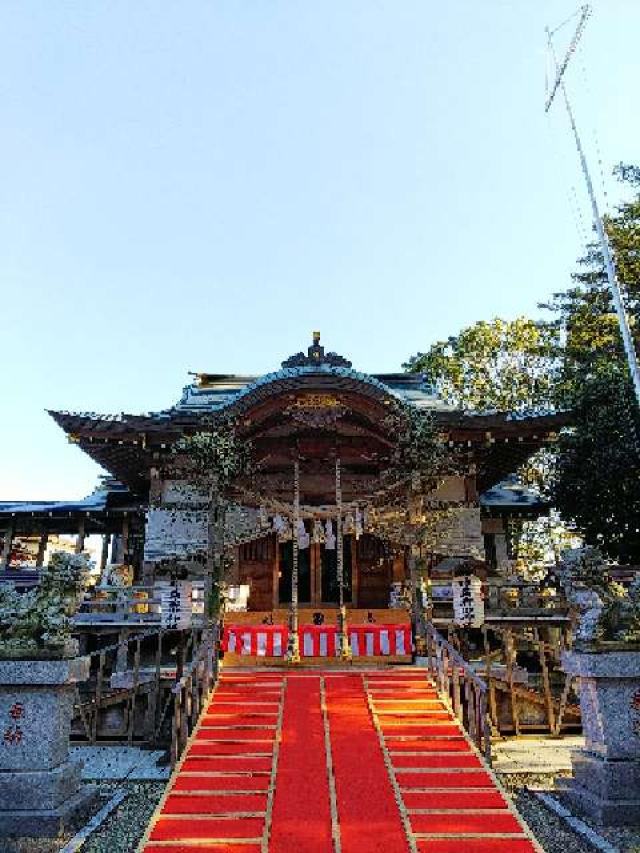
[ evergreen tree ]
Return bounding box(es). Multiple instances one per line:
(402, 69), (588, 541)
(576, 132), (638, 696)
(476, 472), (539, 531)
(542, 164), (640, 562)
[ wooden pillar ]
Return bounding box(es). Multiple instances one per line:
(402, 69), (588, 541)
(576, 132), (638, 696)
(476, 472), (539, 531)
(36, 531), (48, 567)
(75, 518), (86, 555)
(272, 535), (280, 612)
(287, 460), (301, 663)
(351, 533), (358, 608)
(464, 472), (478, 503)
(409, 544), (426, 641)
(1, 522), (14, 569)
(115, 629), (129, 672)
(121, 515), (130, 563)
(99, 533), (110, 578)
(311, 542), (322, 606)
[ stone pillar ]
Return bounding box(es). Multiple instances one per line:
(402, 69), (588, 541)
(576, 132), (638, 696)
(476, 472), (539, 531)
(0, 657), (96, 838)
(560, 649), (640, 825)
(1, 524), (14, 569)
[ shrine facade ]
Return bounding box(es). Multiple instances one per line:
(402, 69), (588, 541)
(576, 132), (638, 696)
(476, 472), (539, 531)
(2, 334), (559, 619)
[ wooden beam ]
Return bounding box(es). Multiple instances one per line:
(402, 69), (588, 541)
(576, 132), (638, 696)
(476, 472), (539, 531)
(75, 518), (86, 555)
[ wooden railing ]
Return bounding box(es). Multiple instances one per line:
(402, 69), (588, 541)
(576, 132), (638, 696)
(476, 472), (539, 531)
(476, 623), (578, 736)
(425, 622), (492, 763)
(485, 580), (568, 614)
(436, 622), (579, 737)
(74, 582), (206, 625)
(73, 625), (167, 744)
(72, 622), (216, 753)
(430, 579), (570, 616)
(170, 626), (218, 767)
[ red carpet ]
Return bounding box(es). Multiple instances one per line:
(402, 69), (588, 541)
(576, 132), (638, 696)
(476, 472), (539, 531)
(269, 676), (333, 852)
(141, 669), (541, 852)
(325, 674), (408, 853)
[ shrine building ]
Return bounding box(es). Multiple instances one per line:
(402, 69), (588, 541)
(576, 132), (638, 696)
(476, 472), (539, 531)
(0, 334), (562, 661)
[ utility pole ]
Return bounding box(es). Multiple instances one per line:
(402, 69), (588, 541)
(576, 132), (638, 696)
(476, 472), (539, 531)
(546, 4), (640, 407)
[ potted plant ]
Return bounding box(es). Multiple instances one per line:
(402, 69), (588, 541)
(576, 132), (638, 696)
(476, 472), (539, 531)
(0, 551), (89, 660)
(0, 551), (96, 838)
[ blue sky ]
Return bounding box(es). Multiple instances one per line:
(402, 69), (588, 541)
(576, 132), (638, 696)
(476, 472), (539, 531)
(1, 1), (638, 500)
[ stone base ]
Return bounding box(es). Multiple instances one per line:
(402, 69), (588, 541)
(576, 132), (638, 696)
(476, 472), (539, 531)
(0, 784), (98, 838)
(0, 761), (82, 811)
(558, 777), (640, 827)
(572, 752), (640, 801)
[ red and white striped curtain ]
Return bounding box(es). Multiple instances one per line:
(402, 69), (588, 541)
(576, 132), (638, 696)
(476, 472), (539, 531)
(221, 624), (288, 657)
(222, 624), (412, 658)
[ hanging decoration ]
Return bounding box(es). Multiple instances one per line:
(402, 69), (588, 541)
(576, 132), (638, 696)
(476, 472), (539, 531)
(287, 459), (301, 663)
(297, 518), (310, 550)
(355, 506), (364, 540)
(324, 518), (336, 550)
(312, 518), (324, 545)
(272, 514), (292, 541)
(336, 457), (351, 661)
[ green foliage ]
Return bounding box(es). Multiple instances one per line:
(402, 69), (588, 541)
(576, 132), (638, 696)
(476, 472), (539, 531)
(404, 317), (561, 414)
(173, 418), (252, 624)
(174, 418), (252, 490)
(383, 403), (453, 490)
(550, 368), (640, 562)
(540, 164), (640, 562)
(403, 164), (640, 564)
(0, 552), (89, 657)
(542, 162), (640, 395)
(561, 547), (640, 644)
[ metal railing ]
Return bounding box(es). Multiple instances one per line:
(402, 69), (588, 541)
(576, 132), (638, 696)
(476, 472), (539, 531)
(425, 622), (492, 763)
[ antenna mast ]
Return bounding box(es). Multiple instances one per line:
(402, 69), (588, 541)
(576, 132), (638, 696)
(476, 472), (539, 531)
(546, 4), (640, 407)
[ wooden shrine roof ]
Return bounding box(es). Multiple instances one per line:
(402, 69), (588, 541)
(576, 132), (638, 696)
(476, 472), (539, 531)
(0, 479), (144, 534)
(48, 336), (568, 502)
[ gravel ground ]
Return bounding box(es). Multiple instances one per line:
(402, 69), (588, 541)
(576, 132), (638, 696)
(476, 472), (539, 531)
(511, 787), (640, 853)
(2, 783), (165, 853)
(515, 790), (604, 853)
(81, 782), (165, 853)
(554, 790), (640, 853)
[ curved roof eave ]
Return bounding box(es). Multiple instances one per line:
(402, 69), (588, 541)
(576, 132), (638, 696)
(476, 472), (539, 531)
(170, 366), (453, 419)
